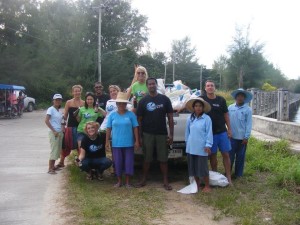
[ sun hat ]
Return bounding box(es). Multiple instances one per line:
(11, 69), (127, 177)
(53, 94), (63, 100)
(114, 92), (130, 103)
(231, 88), (253, 103)
(185, 97), (211, 113)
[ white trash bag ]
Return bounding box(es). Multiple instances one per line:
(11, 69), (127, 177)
(209, 171), (229, 187)
(177, 176), (198, 194)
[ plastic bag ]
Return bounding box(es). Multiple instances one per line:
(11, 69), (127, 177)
(209, 171), (229, 187)
(177, 176), (198, 194)
(157, 78), (166, 94)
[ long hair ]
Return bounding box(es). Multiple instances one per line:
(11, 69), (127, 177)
(84, 92), (96, 109)
(190, 100), (204, 122)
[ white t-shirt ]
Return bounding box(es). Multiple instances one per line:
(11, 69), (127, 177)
(100, 99), (133, 130)
(46, 106), (63, 132)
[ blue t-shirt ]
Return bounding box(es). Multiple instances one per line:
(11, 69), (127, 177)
(107, 111), (139, 147)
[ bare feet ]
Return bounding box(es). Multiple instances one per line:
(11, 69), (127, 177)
(202, 186), (212, 193)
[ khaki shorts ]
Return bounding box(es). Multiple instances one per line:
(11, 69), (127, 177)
(142, 132), (168, 162)
(48, 131), (63, 160)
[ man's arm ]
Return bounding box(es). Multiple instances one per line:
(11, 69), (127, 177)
(167, 112), (174, 145)
(138, 116), (143, 145)
(224, 112), (232, 138)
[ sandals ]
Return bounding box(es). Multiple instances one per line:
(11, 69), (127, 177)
(47, 170), (57, 175)
(114, 183), (122, 188)
(86, 172), (93, 180)
(53, 165), (63, 171)
(135, 182), (146, 188)
(96, 173), (104, 181)
(56, 163), (65, 168)
(163, 184), (173, 191)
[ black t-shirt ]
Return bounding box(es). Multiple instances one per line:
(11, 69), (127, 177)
(137, 93), (173, 135)
(95, 93), (110, 124)
(95, 94), (110, 110)
(202, 95), (228, 134)
(80, 133), (106, 159)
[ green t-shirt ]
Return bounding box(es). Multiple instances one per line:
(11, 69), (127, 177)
(131, 82), (148, 101)
(77, 107), (103, 133)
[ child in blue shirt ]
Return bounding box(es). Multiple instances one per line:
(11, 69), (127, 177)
(185, 97), (213, 192)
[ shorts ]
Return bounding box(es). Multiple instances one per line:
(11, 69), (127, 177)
(211, 132), (231, 154)
(142, 132), (168, 162)
(77, 132), (86, 142)
(48, 131), (63, 160)
(187, 154), (209, 177)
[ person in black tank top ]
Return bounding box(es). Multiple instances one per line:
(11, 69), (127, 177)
(67, 107), (79, 127)
(57, 85), (85, 168)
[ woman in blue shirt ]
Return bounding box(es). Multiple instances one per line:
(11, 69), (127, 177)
(185, 97), (213, 192)
(106, 92), (139, 188)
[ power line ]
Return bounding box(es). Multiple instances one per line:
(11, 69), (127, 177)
(4, 26), (68, 49)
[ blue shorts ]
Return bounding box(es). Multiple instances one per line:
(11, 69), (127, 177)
(211, 132), (231, 154)
(77, 132), (86, 141)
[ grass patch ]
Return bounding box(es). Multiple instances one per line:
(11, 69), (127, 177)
(66, 157), (164, 225)
(195, 138), (300, 225)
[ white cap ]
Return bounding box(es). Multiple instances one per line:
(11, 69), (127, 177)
(53, 94), (63, 100)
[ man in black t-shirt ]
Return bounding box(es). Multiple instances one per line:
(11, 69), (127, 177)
(202, 80), (232, 184)
(136, 78), (174, 190)
(94, 81), (110, 125)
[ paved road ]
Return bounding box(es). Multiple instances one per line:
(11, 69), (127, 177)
(0, 110), (63, 225)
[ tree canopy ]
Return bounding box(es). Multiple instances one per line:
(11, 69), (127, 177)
(0, 1), (296, 103)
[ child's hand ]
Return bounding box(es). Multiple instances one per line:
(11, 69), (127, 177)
(204, 147), (211, 155)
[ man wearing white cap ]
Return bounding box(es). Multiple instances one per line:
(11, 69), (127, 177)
(45, 94), (64, 174)
(228, 88), (253, 178)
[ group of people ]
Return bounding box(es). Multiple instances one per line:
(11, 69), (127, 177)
(44, 65), (253, 192)
(185, 81), (252, 192)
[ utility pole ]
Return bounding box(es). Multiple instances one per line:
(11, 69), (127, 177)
(164, 62), (167, 83)
(200, 65), (203, 92)
(98, 3), (102, 82)
(172, 52), (175, 82)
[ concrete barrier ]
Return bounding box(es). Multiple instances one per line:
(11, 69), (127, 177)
(252, 115), (300, 143)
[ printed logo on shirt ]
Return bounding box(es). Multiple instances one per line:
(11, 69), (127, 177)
(83, 113), (92, 119)
(107, 105), (116, 112)
(137, 91), (143, 97)
(212, 103), (220, 107)
(89, 144), (102, 152)
(146, 102), (163, 112)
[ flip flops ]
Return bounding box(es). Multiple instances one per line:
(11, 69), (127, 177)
(163, 184), (173, 191)
(47, 170), (57, 175)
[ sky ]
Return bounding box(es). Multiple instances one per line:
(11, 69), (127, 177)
(131, 0), (300, 80)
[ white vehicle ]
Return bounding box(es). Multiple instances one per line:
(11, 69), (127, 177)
(15, 90), (36, 112)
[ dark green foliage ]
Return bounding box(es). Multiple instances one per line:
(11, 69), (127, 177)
(0, 0), (148, 101)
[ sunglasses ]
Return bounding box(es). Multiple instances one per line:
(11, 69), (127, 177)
(94, 86), (103, 89)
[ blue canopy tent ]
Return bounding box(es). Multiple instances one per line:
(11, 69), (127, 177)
(0, 84), (25, 90)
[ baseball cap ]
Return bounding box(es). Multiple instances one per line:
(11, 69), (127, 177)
(53, 94), (63, 100)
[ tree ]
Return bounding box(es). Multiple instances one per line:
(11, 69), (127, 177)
(171, 36), (197, 64)
(0, 0), (149, 101)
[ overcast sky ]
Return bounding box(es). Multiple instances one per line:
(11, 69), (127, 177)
(131, 0), (300, 80)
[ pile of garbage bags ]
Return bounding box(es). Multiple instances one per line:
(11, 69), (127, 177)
(157, 79), (202, 111)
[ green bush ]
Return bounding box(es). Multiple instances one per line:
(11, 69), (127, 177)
(262, 82), (277, 91)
